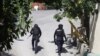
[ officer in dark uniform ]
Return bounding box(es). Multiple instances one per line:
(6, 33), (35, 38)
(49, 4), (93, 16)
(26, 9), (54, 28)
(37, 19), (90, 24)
(30, 24), (42, 50)
(54, 24), (67, 55)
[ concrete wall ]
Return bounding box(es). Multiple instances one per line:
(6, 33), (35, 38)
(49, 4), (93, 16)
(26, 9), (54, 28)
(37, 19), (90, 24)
(88, 3), (100, 56)
(92, 3), (100, 54)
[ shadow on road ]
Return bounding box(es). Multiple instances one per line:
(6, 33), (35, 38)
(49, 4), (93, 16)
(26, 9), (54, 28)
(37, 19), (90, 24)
(61, 47), (68, 53)
(56, 47), (68, 53)
(33, 46), (43, 54)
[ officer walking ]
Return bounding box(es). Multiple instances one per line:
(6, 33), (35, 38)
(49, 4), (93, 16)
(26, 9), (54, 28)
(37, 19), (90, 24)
(30, 24), (42, 51)
(54, 24), (67, 56)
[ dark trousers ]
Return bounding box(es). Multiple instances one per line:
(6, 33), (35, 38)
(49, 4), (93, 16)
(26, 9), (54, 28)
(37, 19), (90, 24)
(56, 40), (64, 53)
(32, 36), (39, 49)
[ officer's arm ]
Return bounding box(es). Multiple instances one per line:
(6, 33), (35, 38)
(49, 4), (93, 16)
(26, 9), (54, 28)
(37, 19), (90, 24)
(63, 30), (67, 41)
(54, 30), (56, 41)
(39, 27), (42, 37)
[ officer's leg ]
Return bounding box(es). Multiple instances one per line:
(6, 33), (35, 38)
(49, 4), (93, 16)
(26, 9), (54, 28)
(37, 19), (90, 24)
(57, 42), (61, 51)
(34, 38), (39, 53)
(58, 44), (60, 53)
(58, 43), (62, 56)
(35, 40), (38, 48)
(32, 39), (35, 50)
(35, 37), (39, 48)
(60, 43), (63, 52)
(56, 42), (60, 53)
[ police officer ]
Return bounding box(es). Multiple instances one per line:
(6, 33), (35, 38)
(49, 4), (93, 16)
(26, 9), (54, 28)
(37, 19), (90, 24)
(30, 24), (42, 50)
(54, 24), (67, 55)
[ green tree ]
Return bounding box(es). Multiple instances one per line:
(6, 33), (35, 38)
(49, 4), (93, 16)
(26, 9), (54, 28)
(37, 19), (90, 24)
(44, 0), (62, 9)
(48, 0), (96, 44)
(0, 0), (32, 51)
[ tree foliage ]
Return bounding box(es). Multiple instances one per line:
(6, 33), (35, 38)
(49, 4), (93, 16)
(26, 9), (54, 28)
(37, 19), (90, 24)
(44, 0), (62, 9)
(0, 0), (32, 51)
(45, 0), (96, 44)
(54, 0), (95, 19)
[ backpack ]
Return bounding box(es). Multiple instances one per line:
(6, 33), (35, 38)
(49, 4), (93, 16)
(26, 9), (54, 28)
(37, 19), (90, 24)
(33, 27), (40, 35)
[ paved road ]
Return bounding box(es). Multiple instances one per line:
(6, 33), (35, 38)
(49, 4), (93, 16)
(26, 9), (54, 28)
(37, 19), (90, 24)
(9, 10), (81, 56)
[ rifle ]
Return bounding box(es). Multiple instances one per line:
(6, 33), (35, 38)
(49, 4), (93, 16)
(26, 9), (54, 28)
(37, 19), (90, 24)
(27, 34), (32, 39)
